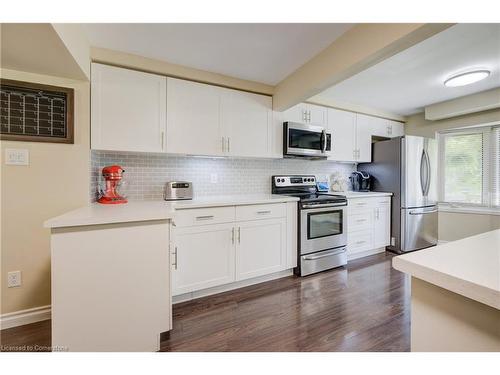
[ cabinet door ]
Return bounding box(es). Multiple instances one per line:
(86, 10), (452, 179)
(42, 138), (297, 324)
(166, 78), (222, 156)
(373, 201), (391, 248)
(327, 108), (356, 161)
(282, 104), (306, 123)
(235, 218), (286, 281)
(221, 89), (272, 158)
(355, 114), (373, 162)
(172, 223), (235, 295)
(306, 104), (328, 127)
(388, 120), (405, 137)
(368, 116), (390, 137)
(91, 63), (166, 153)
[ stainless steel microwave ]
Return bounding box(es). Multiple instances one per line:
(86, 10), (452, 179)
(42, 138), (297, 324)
(283, 122), (332, 159)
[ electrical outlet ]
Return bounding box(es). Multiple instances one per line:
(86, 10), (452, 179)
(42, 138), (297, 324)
(7, 271), (22, 288)
(210, 173), (218, 184)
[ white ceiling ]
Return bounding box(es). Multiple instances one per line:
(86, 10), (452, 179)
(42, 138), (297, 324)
(313, 23), (500, 116)
(83, 23), (353, 85)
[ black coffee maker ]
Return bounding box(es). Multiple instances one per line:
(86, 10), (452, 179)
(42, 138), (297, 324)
(350, 171), (371, 192)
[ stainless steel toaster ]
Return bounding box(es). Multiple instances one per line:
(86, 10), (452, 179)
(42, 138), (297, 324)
(164, 181), (193, 201)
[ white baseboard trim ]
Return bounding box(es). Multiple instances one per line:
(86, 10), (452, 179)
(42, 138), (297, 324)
(347, 247), (386, 261)
(0, 305), (51, 330)
(173, 269), (294, 304)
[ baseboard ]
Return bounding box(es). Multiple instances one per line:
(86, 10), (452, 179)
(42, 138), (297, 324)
(347, 247), (386, 261)
(0, 305), (51, 330)
(172, 269), (294, 304)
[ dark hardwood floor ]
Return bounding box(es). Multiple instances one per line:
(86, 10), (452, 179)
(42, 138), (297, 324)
(1, 252), (410, 352)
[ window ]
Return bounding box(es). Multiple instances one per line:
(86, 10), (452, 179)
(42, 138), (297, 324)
(439, 125), (500, 208)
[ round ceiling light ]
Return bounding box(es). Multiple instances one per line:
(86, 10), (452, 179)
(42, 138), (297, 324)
(444, 70), (490, 87)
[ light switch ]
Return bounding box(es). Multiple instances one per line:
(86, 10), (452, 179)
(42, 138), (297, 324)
(5, 148), (29, 166)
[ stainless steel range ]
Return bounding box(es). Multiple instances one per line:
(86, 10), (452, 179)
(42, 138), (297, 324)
(272, 175), (348, 276)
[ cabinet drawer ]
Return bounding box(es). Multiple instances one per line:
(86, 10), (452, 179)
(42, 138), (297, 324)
(174, 206), (235, 227)
(348, 198), (374, 211)
(348, 211), (372, 232)
(375, 198), (391, 206)
(347, 230), (373, 254)
(235, 203), (286, 221)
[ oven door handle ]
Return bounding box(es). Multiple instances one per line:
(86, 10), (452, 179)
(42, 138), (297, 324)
(303, 248), (346, 260)
(302, 203), (346, 209)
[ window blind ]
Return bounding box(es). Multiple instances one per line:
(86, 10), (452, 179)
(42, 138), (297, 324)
(492, 126), (500, 207)
(443, 132), (484, 204)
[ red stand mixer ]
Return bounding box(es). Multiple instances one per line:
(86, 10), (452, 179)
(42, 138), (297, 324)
(98, 165), (128, 204)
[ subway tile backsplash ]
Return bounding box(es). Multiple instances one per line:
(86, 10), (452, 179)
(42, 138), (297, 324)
(90, 150), (356, 202)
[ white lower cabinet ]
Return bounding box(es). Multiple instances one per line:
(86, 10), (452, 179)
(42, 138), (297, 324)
(172, 223), (235, 295)
(347, 196), (391, 261)
(235, 218), (286, 281)
(171, 203), (295, 298)
(373, 200), (391, 248)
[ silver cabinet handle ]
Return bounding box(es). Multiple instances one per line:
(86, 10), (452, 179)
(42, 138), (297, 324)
(356, 219), (367, 223)
(221, 136), (226, 152)
(161, 131), (165, 150)
(355, 240), (366, 245)
(231, 227), (235, 244)
(172, 246), (178, 270)
(237, 227), (241, 244)
(196, 215), (214, 221)
(227, 137), (230, 153)
(257, 210), (271, 214)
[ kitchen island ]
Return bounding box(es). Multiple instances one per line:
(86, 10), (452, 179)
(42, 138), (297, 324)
(392, 229), (500, 351)
(44, 194), (299, 351)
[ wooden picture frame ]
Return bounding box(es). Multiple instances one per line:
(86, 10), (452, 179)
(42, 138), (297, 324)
(0, 79), (74, 144)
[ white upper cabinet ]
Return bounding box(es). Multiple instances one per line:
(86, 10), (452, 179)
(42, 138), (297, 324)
(282, 103), (327, 127)
(167, 78), (272, 158)
(166, 78), (223, 156)
(369, 116), (405, 138)
(355, 114), (374, 163)
(328, 108), (356, 162)
(366, 115), (389, 138)
(91, 63), (167, 153)
(387, 120), (405, 137)
(220, 89), (272, 158)
(306, 104), (328, 126)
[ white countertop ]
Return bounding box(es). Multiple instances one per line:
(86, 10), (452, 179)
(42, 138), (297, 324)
(340, 191), (393, 198)
(392, 229), (500, 310)
(44, 201), (176, 229)
(44, 194), (299, 229)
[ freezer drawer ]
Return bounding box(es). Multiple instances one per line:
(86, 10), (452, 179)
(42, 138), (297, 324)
(401, 206), (438, 252)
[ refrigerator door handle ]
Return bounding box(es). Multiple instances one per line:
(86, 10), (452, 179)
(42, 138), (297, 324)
(424, 148), (431, 197)
(420, 150), (426, 196)
(409, 208), (438, 215)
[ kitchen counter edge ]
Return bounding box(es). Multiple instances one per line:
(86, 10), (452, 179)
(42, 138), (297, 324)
(392, 229), (500, 310)
(44, 195), (300, 229)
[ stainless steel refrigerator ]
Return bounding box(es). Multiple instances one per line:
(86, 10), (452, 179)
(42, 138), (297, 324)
(359, 135), (438, 253)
